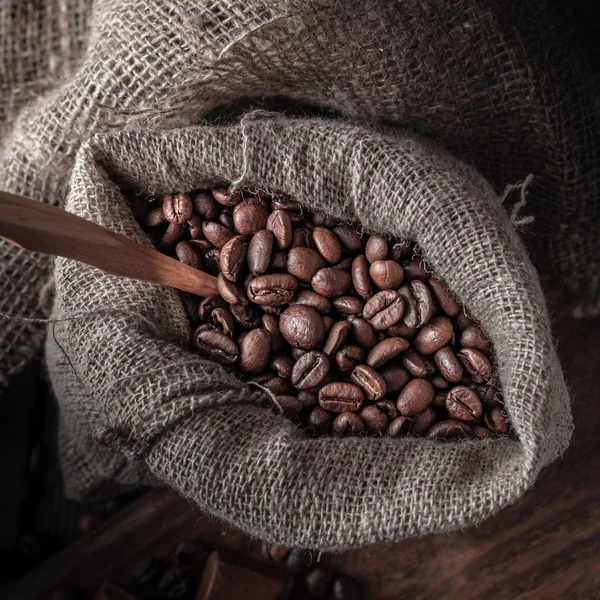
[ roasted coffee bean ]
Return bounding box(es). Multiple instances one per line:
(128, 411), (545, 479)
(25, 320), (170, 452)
(211, 307), (235, 337)
(367, 337), (410, 368)
(434, 346), (463, 382)
(307, 406), (333, 435)
(312, 226), (342, 264)
(230, 301), (260, 330)
(267, 209), (293, 249)
(350, 364), (386, 401)
(239, 328), (271, 374)
(378, 364), (411, 395)
(322, 316), (334, 336)
(332, 412), (366, 436)
(460, 325), (490, 351)
(203, 248), (221, 275)
(403, 259), (430, 280)
(347, 316), (378, 349)
(219, 235), (248, 282)
(248, 273), (298, 306)
(397, 378), (434, 416)
(332, 575), (361, 600)
(472, 426), (495, 439)
(484, 406), (509, 434)
(261, 314), (286, 352)
(386, 321), (418, 340)
(427, 420), (473, 440)
(232, 199), (269, 235)
(187, 214), (204, 239)
(217, 273), (244, 305)
(292, 226), (316, 248)
(188, 238), (213, 255)
(359, 404), (389, 434)
(311, 267), (352, 297)
(193, 191), (219, 220)
(311, 211), (337, 227)
(319, 382), (365, 412)
(272, 198), (301, 211)
(351, 255), (373, 299)
(457, 347), (493, 383)
(202, 221), (234, 248)
(296, 391), (317, 411)
(262, 377), (293, 396)
(402, 349), (436, 378)
(454, 310), (475, 331)
(146, 205), (167, 228)
(247, 229), (274, 276)
(409, 280), (434, 327)
(429, 277), (460, 316)
(218, 207), (234, 230)
(387, 415), (414, 437)
(291, 347), (308, 360)
(291, 290), (332, 314)
(271, 354), (294, 379)
(212, 188), (241, 206)
(276, 395), (304, 415)
(414, 316), (454, 354)
(413, 406), (438, 435)
(446, 385), (483, 422)
(470, 383), (500, 407)
(322, 320), (351, 357)
(335, 345), (366, 376)
(363, 290), (404, 330)
(159, 222), (186, 251)
(287, 247), (326, 282)
(269, 249), (289, 271)
(375, 399), (399, 421)
(163, 192), (193, 224)
(333, 224), (364, 252)
(365, 235), (388, 263)
(194, 328), (239, 364)
(279, 305), (325, 349)
(198, 294), (227, 321)
(262, 543), (290, 562)
(333, 296), (364, 315)
(369, 260), (404, 290)
(432, 375), (451, 389)
(305, 566), (335, 598)
(390, 240), (413, 262)
(397, 285), (418, 328)
(432, 391), (447, 408)
(333, 256), (354, 271)
(291, 351), (330, 389)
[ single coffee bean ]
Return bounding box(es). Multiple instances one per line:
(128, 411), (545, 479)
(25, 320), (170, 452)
(390, 240), (413, 262)
(412, 406), (438, 435)
(387, 415), (414, 437)
(402, 349), (437, 378)
(319, 382), (365, 412)
(369, 260), (404, 289)
(238, 328), (272, 374)
(359, 404), (389, 434)
(291, 351), (330, 389)
(194, 328), (239, 364)
(218, 207), (234, 230)
(232, 200), (269, 235)
(397, 285), (418, 328)
(347, 316), (378, 349)
(414, 316), (454, 354)
(305, 566), (335, 598)
(247, 229), (274, 276)
(296, 390), (317, 411)
(261, 314), (286, 353)
(267, 209), (293, 249)
(409, 280), (435, 327)
(203, 248), (221, 275)
(335, 345), (366, 376)
(367, 337), (410, 368)
(272, 198), (301, 211)
(333, 224), (364, 252)
(311, 211), (337, 227)
(350, 364), (386, 401)
(362, 290), (404, 330)
(146, 205), (166, 227)
(219, 235), (248, 282)
(248, 273), (298, 306)
(454, 310), (475, 331)
(313, 226), (342, 264)
(322, 315), (334, 336)
(332, 575), (361, 600)
(322, 320), (351, 357)
(263, 377), (293, 396)
(378, 364), (411, 395)
(460, 325), (490, 351)
(187, 214), (204, 239)
(279, 305), (325, 349)
(163, 192), (193, 224)
(333, 256), (354, 271)
(202, 221), (234, 249)
(351, 255), (373, 299)
(269, 250), (288, 270)
(446, 385), (483, 422)
(262, 543), (290, 562)
(291, 290), (332, 314)
(270, 354), (294, 379)
(292, 226), (316, 248)
(457, 347), (493, 383)
(287, 247), (326, 282)
(174, 241), (202, 269)
(434, 346), (463, 382)
(386, 321), (418, 340)
(472, 426), (495, 438)
(311, 267), (352, 297)
(403, 259), (430, 280)
(428, 277), (460, 316)
(396, 378), (434, 416)
(332, 412), (366, 437)
(365, 235), (388, 263)
(193, 191), (219, 220)
(291, 347), (308, 360)
(212, 187), (241, 206)
(333, 296), (364, 315)
(427, 420), (473, 440)
(375, 399), (400, 421)
(216, 273), (244, 305)
(230, 301), (260, 330)
(307, 406), (333, 435)
(211, 307), (236, 337)
(188, 238), (213, 255)
(484, 406), (509, 434)
(432, 391), (447, 408)
(431, 375), (451, 390)
(470, 383), (500, 407)
(159, 223), (187, 251)
(276, 395), (304, 415)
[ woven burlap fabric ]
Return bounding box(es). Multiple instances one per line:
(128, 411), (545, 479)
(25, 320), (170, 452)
(1, 0), (599, 391)
(45, 115), (572, 550)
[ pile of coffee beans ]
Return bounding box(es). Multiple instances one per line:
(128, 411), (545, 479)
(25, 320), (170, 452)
(132, 187), (509, 440)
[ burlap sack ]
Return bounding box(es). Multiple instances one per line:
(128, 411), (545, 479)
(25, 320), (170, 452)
(1, 0), (599, 391)
(45, 115), (572, 550)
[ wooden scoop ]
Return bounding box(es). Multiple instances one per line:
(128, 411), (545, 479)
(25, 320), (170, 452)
(0, 190), (218, 297)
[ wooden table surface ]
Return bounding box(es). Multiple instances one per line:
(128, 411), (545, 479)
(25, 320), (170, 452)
(3, 305), (599, 600)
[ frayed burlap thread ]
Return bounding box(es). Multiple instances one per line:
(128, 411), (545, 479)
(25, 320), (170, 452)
(46, 116), (572, 551)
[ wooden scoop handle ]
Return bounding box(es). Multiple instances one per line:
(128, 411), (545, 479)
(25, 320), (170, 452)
(0, 190), (218, 298)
